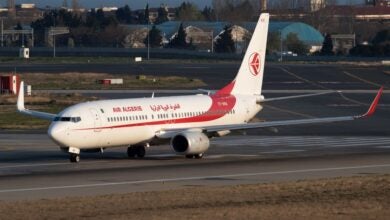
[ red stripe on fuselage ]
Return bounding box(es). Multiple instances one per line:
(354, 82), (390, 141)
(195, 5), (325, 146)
(75, 94), (237, 131)
(215, 81), (235, 95)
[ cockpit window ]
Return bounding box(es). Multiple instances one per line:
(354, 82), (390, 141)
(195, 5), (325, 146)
(54, 117), (81, 123)
(71, 117), (81, 123)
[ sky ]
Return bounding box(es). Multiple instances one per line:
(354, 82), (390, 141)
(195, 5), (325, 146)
(8, 0), (366, 9)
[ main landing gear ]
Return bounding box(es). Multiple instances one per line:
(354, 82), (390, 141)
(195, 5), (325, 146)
(127, 145), (146, 158)
(185, 153), (204, 159)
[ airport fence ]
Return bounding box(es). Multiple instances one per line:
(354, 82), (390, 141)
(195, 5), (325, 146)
(0, 47), (388, 62)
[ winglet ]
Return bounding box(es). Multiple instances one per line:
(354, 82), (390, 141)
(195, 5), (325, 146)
(359, 87), (383, 118)
(17, 81), (25, 111)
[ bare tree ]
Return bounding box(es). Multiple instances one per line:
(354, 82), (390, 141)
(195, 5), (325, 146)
(212, 0), (224, 21)
(212, 0), (256, 22)
(326, 0), (337, 5)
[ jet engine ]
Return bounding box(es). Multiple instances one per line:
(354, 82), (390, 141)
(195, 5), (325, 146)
(171, 132), (210, 155)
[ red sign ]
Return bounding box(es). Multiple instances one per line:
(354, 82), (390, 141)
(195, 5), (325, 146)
(248, 52), (261, 76)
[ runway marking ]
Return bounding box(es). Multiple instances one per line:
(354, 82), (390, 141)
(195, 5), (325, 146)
(342, 71), (388, 89)
(264, 104), (314, 118)
(318, 81), (343, 84)
(0, 161), (107, 169)
(278, 67), (328, 89)
(148, 154), (177, 158)
(177, 67), (209, 69)
(213, 136), (390, 149)
(260, 150), (305, 154)
(0, 164), (389, 194)
(279, 81), (304, 84)
(328, 104), (361, 107)
(206, 154), (259, 159)
(376, 146), (390, 149)
(0, 162), (71, 169)
(278, 67), (378, 106)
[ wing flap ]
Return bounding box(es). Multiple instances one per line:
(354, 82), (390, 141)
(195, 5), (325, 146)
(259, 91), (337, 103)
(205, 116), (355, 133)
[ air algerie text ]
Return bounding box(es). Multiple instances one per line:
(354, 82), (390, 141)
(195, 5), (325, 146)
(113, 106), (143, 113)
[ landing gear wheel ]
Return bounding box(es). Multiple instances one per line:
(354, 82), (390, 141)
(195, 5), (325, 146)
(194, 153), (203, 159)
(127, 146), (146, 158)
(70, 153), (80, 163)
(136, 146), (145, 158)
(127, 147), (136, 158)
(186, 154), (204, 159)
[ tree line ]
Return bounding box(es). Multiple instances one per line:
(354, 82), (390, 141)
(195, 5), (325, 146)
(9, 0), (389, 56)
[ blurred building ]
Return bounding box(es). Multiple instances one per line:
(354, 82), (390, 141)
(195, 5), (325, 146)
(267, 0), (326, 12)
(0, 2), (43, 25)
(331, 34), (356, 55)
(122, 21), (324, 53)
(325, 5), (390, 21)
(366, 0), (390, 7)
(135, 5), (176, 24)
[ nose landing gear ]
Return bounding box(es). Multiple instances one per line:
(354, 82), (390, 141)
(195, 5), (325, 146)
(68, 147), (81, 163)
(70, 153), (80, 163)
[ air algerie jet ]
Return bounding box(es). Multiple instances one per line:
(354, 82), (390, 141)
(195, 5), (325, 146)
(17, 13), (383, 163)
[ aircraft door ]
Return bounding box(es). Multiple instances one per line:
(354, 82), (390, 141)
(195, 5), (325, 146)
(89, 108), (102, 132)
(167, 109), (176, 124)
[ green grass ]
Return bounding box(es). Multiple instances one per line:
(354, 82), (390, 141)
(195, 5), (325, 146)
(0, 105), (65, 129)
(19, 73), (206, 90)
(0, 56), (240, 65)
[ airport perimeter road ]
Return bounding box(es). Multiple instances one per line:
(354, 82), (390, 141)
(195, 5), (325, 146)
(0, 62), (389, 90)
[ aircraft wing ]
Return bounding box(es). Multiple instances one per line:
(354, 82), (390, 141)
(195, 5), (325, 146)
(156, 87), (383, 139)
(17, 81), (56, 121)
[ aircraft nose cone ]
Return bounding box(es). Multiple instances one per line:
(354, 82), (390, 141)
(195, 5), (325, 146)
(48, 123), (68, 147)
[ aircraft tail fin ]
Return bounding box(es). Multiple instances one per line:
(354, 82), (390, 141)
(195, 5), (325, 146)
(216, 13), (269, 96)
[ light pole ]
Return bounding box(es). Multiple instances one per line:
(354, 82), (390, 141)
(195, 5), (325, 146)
(279, 30), (283, 62)
(147, 1), (150, 60)
(52, 12), (56, 58)
(147, 23), (150, 60)
(1, 19), (3, 47)
(211, 31), (214, 53)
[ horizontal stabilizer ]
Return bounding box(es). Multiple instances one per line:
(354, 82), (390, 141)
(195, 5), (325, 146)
(17, 81), (56, 121)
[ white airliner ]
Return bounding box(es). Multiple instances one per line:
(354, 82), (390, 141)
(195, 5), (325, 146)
(17, 13), (383, 163)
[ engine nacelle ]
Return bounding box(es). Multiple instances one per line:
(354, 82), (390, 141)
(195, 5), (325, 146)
(171, 132), (210, 155)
